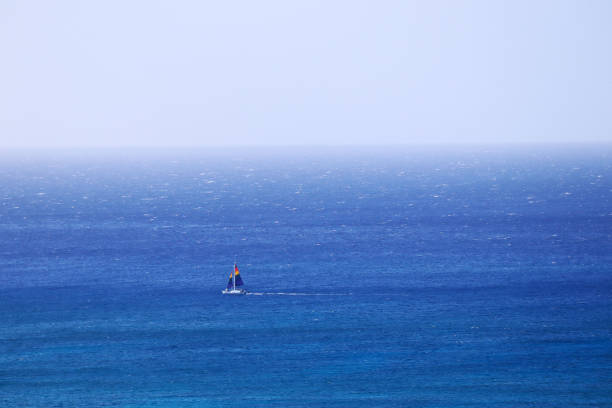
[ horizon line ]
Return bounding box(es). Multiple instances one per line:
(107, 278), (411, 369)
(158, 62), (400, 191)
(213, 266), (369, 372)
(2, 140), (611, 151)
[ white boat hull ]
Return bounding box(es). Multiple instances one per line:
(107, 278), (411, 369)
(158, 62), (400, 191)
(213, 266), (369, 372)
(222, 288), (247, 295)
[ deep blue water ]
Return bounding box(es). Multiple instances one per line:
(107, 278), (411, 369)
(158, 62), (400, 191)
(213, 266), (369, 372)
(1, 146), (611, 407)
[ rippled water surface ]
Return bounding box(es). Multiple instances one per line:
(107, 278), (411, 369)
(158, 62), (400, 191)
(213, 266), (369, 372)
(1, 146), (611, 407)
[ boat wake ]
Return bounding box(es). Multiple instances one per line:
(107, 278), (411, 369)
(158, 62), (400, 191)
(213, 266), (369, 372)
(221, 264), (351, 296)
(247, 292), (352, 296)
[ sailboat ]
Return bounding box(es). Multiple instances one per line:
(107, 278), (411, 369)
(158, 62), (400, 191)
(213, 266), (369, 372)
(222, 264), (247, 295)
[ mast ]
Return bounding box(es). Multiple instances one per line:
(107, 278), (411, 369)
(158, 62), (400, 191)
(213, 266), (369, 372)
(233, 264), (236, 290)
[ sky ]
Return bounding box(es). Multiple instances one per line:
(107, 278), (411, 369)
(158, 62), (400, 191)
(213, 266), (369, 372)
(1, 0), (611, 148)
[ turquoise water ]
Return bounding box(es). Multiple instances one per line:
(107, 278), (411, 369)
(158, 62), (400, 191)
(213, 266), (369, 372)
(1, 146), (611, 407)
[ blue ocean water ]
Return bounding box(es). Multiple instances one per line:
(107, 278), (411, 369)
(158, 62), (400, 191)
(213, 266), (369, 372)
(1, 146), (611, 407)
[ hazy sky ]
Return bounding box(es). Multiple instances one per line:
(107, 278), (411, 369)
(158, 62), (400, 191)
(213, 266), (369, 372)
(1, 0), (611, 148)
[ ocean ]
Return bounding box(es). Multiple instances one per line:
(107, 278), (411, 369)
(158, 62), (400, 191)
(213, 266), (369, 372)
(1, 145), (611, 407)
